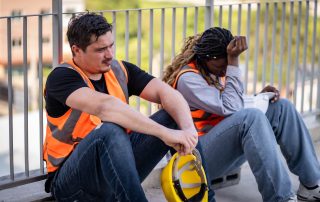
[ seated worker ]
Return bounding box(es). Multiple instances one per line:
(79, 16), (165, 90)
(43, 12), (199, 202)
(163, 27), (320, 202)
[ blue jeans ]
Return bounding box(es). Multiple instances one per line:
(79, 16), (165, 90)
(199, 99), (320, 202)
(51, 110), (175, 202)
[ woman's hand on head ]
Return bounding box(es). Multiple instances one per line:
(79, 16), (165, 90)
(226, 36), (248, 66)
(227, 36), (248, 57)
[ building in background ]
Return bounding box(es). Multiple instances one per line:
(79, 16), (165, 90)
(0, 0), (84, 114)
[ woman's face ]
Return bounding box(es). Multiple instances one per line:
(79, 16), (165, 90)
(205, 57), (228, 77)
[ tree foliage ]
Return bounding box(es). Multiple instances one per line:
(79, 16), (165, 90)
(86, 0), (141, 11)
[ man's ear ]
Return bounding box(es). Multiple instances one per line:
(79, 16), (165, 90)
(71, 45), (82, 56)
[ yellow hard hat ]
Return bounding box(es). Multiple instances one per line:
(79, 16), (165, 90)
(161, 149), (208, 202)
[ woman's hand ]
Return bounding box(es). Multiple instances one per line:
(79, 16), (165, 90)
(226, 36), (248, 66)
(260, 85), (280, 103)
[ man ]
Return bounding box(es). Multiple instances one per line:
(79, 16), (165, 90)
(43, 12), (198, 201)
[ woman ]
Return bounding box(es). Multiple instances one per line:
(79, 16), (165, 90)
(163, 27), (320, 202)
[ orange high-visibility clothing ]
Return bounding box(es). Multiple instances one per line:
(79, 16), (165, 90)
(43, 60), (128, 172)
(172, 62), (224, 136)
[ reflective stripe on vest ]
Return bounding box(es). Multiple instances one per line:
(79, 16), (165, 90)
(43, 60), (128, 172)
(172, 63), (224, 136)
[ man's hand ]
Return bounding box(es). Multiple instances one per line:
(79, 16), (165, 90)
(226, 36), (248, 66)
(261, 85), (280, 103)
(161, 128), (198, 156)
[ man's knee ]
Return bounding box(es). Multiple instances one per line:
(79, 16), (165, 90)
(93, 122), (129, 144)
(150, 109), (178, 129)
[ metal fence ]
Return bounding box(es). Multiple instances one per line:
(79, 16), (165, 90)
(0, 0), (319, 190)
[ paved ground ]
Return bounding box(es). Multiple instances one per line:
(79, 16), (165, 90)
(144, 140), (320, 202)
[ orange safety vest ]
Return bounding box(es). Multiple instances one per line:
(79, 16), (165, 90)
(172, 62), (225, 136)
(43, 60), (129, 172)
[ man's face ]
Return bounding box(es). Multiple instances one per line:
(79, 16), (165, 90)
(205, 57), (228, 77)
(73, 31), (114, 76)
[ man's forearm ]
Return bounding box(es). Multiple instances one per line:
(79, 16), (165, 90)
(160, 89), (195, 131)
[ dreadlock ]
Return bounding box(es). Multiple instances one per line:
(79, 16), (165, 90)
(162, 27), (234, 89)
(162, 34), (201, 86)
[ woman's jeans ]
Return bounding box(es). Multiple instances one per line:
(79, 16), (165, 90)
(200, 99), (320, 202)
(51, 110), (175, 202)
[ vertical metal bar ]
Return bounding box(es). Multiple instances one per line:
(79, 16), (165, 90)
(172, 8), (176, 60)
(205, 0), (213, 29)
(253, 3), (260, 94)
(310, 0), (317, 112)
(112, 11), (117, 56)
(23, 16), (29, 177)
(228, 5), (232, 31)
(244, 4), (251, 94)
(136, 10), (142, 111)
(262, 3), (269, 87)
(237, 4), (242, 35)
(293, 2), (302, 107)
(194, 7), (198, 35)
(286, 2), (294, 99)
(160, 8), (165, 78)
(137, 10), (142, 68)
(278, 2), (286, 94)
(52, 0), (62, 67)
(270, 2), (278, 86)
(183, 7), (187, 40)
(125, 11), (129, 61)
(7, 18), (14, 181)
(300, 0), (309, 113)
(218, 5), (222, 27)
(148, 9), (154, 116)
(38, 16), (44, 174)
(317, 37), (320, 116)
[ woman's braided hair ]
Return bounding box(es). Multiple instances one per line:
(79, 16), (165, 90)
(162, 34), (201, 86)
(162, 27), (234, 87)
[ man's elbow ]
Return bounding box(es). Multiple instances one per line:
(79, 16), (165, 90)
(94, 97), (115, 120)
(161, 89), (185, 106)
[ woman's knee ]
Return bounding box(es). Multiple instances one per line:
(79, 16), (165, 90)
(268, 98), (296, 116)
(237, 108), (266, 121)
(274, 98), (294, 109)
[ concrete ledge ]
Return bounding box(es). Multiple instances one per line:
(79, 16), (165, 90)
(0, 115), (319, 202)
(0, 180), (51, 202)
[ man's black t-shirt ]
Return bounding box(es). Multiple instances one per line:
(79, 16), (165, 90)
(45, 61), (154, 118)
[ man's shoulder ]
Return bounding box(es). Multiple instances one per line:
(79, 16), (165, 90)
(47, 66), (78, 79)
(46, 66), (84, 89)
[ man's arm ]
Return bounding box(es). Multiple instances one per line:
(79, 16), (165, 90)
(140, 78), (196, 132)
(139, 78), (198, 154)
(66, 81), (197, 155)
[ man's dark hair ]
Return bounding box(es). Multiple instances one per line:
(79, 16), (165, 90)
(67, 12), (113, 54)
(194, 27), (234, 60)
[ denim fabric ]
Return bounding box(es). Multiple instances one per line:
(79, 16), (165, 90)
(51, 110), (175, 202)
(199, 99), (320, 202)
(196, 142), (216, 202)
